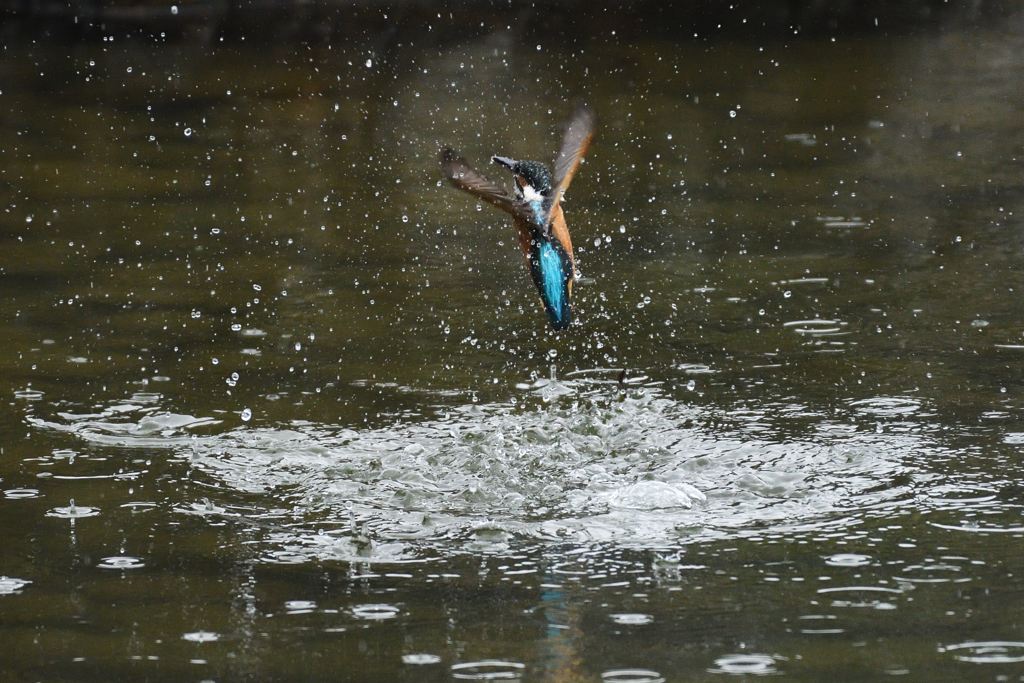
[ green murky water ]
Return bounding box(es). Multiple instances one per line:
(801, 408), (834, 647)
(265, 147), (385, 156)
(4, 16), (1024, 682)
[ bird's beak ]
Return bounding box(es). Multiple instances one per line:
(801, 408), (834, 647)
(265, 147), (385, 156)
(490, 155), (516, 171)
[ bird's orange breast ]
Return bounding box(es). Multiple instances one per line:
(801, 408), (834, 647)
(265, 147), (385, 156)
(511, 204), (575, 272)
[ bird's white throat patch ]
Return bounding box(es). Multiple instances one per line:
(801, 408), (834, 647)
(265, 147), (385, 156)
(521, 184), (545, 204)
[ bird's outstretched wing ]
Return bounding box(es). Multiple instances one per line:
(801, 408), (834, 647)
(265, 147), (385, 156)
(440, 148), (532, 221)
(542, 104), (595, 228)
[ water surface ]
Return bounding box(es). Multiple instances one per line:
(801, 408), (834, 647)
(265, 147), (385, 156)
(3, 16), (1024, 682)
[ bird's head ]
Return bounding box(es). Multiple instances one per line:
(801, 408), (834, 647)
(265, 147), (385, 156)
(491, 156), (553, 205)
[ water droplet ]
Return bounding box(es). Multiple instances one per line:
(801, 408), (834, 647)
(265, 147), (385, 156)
(365, 59), (373, 68)
(241, 408), (252, 422)
(783, 290), (792, 298)
(184, 127), (192, 137)
(170, 4), (178, 14)
(686, 380), (696, 391)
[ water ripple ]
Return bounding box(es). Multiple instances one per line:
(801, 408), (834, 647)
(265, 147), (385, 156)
(609, 613), (654, 625)
(351, 603), (400, 620)
(709, 653), (779, 676)
(0, 576), (32, 595)
(825, 553), (872, 567)
(284, 600), (317, 614)
(46, 499), (100, 519)
(601, 669), (665, 683)
(96, 556), (145, 570)
(5, 489), (40, 499)
(939, 641), (1024, 663)
(451, 660), (525, 680)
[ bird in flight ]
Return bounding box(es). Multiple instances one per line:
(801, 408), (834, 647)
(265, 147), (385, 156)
(440, 104), (595, 330)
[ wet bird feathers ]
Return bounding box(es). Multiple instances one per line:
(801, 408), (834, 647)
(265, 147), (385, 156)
(440, 105), (595, 330)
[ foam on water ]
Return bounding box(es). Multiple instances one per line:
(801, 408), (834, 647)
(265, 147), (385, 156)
(28, 377), (970, 562)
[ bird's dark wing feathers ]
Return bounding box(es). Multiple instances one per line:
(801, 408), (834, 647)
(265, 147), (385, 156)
(440, 148), (533, 222)
(542, 104), (596, 228)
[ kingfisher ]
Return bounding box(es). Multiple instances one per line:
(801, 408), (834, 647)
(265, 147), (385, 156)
(440, 104), (595, 330)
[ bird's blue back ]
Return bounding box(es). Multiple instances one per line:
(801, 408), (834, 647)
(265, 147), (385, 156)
(528, 234), (573, 330)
